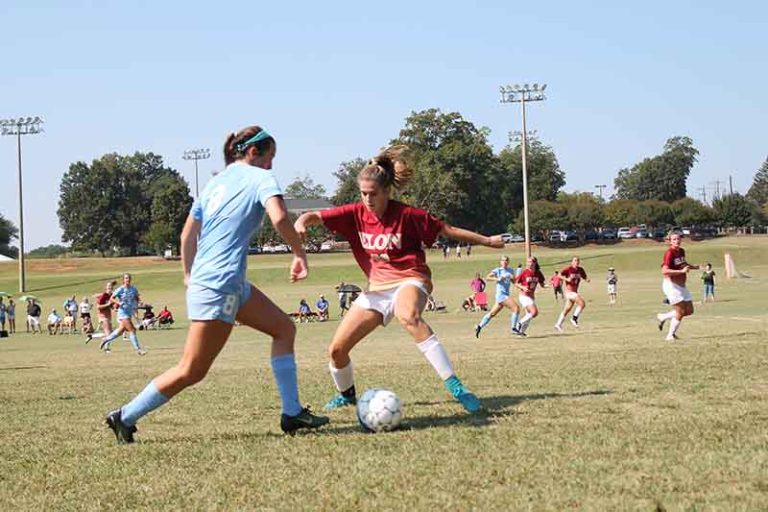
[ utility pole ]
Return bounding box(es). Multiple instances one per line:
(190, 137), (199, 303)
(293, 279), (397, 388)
(697, 186), (707, 204)
(594, 184), (607, 200)
(729, 175), (733, 195)
(182, 148), (211, 198)
(0, 116), (44, 293)
(500, 83), (547, 258)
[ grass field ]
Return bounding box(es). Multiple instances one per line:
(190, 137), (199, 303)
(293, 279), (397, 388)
(1, 237), (767, 510)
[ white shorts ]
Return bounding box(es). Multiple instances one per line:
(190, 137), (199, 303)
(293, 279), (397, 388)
(663, 279), (692, 305)
(607, 284), (617, 294)
(354, 280), (429, 326)
(518, 294), (535, 308)
(27, 315), (40, 328)
(565, 291), (580, 302)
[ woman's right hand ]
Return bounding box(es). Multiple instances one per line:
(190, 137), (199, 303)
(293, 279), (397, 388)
(290, 255), (308, 283)
(293, 218), (307, 242)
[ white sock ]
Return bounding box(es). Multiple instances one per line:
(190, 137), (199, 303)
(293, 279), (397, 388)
(416, 334), (455, 381)
(669, 318), (681, 337)
(573, 306), (582, 318)
(519, 313), (534, 332)
(658, 311), (676, 321)
(329, 361), (354, 392)
(555, 312), (565, 327)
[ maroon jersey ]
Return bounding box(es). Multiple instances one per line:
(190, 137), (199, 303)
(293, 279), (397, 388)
(96, 292), (112, 318)
(321, 201), (444, 291)
(516, 268), (546, 298)
(561, 266), (588, 293)
(662, 247), (688, 286)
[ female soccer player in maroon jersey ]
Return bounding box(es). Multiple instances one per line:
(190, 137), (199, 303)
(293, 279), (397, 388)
(657, 233), (699, 341)
(554, 256), (590, 332)
(295, 146), (504, 413)
(513, 256), (547, 335)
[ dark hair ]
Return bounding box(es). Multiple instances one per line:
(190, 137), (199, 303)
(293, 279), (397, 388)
(223, 126), (275, 165)
(358, 145), (414, 190)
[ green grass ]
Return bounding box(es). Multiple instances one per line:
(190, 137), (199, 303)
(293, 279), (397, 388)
(1, 237), (767, 510)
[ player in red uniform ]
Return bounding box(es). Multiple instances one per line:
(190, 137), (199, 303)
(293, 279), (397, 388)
(86, 280), (116, 348)
(294, 146), (504, 413)
(554, 256), (590, 332)
(513, 256), (547, 335)
(657, 233), (699, 341)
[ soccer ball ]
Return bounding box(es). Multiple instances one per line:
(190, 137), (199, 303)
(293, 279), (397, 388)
(356, 388), (403, 432)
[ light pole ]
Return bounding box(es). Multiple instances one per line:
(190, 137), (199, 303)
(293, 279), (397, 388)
(500, 83), (547, 258)
(1, 116), (44, 293)
(182, 148), (211, 198)
(594, 184), (607, 200)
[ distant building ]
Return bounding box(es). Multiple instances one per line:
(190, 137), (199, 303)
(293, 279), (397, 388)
(284, 199), (334, 216)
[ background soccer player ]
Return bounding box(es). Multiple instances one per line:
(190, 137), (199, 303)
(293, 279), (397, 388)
(475, 256), (522, 337)
(555, 256), (589, 332)
(514, 256), (547, 335)
(657, 233), (699, 341)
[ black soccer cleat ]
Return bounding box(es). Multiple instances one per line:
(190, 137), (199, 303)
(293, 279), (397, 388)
(105, 409), (137, 444)
(85, 334), (93, 344)
(474, 325), (482, 339)
(280, 407), (330, 436)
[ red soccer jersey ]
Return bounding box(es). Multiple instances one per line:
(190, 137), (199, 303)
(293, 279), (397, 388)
(662, 247), (688, 285)
(96, 292), (112, 318)
(550, 275), (562, 288)
(561, 266), (588, 293)
(320, 201), (444, 291)
(516, 268), (546, 298)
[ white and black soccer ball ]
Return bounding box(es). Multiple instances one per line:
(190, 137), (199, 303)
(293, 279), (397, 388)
(356, 388), (403, 433)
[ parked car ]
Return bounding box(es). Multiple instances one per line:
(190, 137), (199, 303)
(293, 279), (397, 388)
(617, 227), (633, 239)
(531, 233), (544, 242)
(563, 231), (579, 241)
(248, 246), (262, 255)
(549, 231), (564, 243)
(601, 229), (618, 240)
(500, 233), (514, 243)
(320, 240), (334, 252)
(635, 229), (649, 238)
(652, 227), (668, 239)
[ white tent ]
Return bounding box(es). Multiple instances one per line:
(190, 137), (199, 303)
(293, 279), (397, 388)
(0, 254), (15, 262)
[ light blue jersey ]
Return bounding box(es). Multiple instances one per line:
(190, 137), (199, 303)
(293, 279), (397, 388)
(492, 267), (515, 303)
(113, 285), (140, 320)
(189, 162), (282, 294)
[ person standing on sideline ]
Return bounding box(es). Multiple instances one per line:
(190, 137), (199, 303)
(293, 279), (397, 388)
(456, 244), (462, 259)
(701, 263), (715, 303)
(474, 256), (521, 337)
(27, 300), (42, 334)
(7, 298), (16, 334)
(90, 273), (147, 355)
(466, 244), (472, 257)
(104, 125), (328, 444)
(514, 257), (547, 335)
(554, 256), (590, 332)
(549, 271), (563, 302)
(606, 267), (618, 304)
(657, 233), (699, 341)
(295, 146), (504, 414)
(0, 298), (6, 332)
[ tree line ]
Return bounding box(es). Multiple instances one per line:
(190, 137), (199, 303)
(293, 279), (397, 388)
(0, 109), (766, 258)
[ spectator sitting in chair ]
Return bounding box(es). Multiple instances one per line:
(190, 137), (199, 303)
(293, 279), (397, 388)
(157, 306), (174, 327)
(297, 299), (313, 323)
(140, 306), (157, 330)
(316, 294), (330, 321)
(461, 295), (476, 312)
(47, 309), (62, 335)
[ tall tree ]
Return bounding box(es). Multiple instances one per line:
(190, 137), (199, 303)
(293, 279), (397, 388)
(392, 109), (505, 233)
(603, 199), (638, 227)
(0, 213), (19, 258)
(670, 197), (713, 227)
(58, 152), (191, 255)
(631, 200), (674, 228)
(614, 136), (698, 201)
(515, 200), (567, 235)
(331, 158), (366, 206)
(498, 139), (566, 215)
(746, 157), (768, 207)
(284, 175), (327, 200)
(558, 192), (604, 231)
(144, 172), (193, 254)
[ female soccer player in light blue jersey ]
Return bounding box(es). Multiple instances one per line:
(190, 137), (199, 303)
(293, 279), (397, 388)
(105, 125), (329, 443)
(474, 255), (523, 337)
(94, 273), (146, 354)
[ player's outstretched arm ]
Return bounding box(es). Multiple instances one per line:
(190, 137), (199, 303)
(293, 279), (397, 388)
(294, 211), (324, 241)
(266, 196), (308, 282)
(440, 224), (504, 248)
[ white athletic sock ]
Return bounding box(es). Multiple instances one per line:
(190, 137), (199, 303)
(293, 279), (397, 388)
(555, 312), (565, 327)
(519, 313), (534, 333)
(573, 306), (582, 318)
(416, 334), (455, 381)
(329, 361), (354, 392)
(658, 311), (676, 321)
(669, 318), (681, 337)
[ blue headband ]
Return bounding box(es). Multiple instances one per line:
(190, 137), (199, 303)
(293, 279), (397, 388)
(236, 130), (272, 152)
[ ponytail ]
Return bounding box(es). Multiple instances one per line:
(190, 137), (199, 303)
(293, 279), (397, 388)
(223, 126), (274, 165)
(359, 145), (414, 190)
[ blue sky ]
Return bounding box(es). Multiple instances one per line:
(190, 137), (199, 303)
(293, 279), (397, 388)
(1, 0), (765, 249)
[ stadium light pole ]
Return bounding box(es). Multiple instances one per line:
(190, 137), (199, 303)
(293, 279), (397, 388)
(594, 184), (607, 200)
(500, 83), (547, 258)
(0, 116), (44, 293)
(182, 148), (211, 198)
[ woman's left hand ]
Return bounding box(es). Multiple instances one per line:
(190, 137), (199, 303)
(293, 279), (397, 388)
(488, 235), (505, 249)
(290, 255), (308, 282)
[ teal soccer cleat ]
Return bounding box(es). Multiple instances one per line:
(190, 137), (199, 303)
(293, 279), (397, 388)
(323, 393), (357, 410)
(444, 376), (481, 413)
